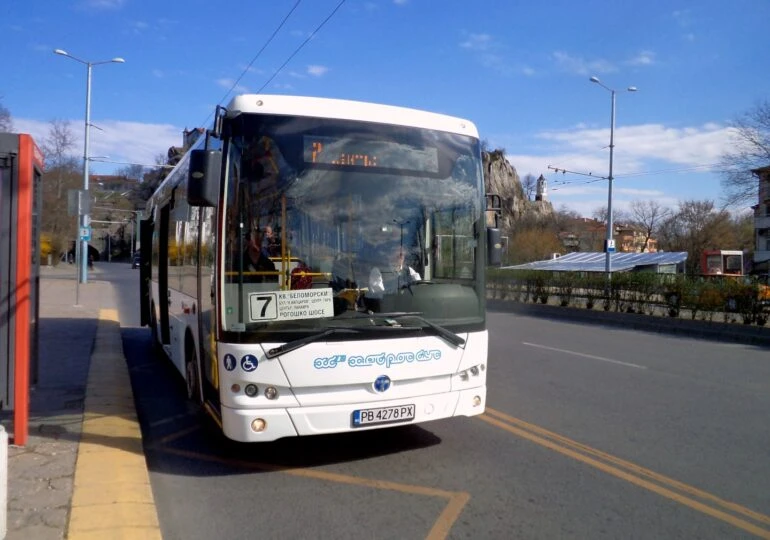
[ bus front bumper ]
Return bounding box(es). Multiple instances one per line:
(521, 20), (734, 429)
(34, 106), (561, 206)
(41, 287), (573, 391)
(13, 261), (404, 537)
(220, 387), (486, 443)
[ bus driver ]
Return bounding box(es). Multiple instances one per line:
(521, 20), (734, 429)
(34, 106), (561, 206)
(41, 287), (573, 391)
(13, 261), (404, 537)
(368, 245), (421, 299)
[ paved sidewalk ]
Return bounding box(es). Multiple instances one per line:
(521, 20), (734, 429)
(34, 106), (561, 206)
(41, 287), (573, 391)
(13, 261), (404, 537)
(2, 264), (160, 539)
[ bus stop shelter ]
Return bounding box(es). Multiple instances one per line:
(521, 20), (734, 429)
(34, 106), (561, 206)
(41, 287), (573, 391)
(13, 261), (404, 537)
(0, 133), (43, 446)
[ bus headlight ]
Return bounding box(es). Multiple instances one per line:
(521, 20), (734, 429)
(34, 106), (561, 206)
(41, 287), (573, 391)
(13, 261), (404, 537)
(251, 418), (267, 432)
(264, 386), (278, 400)
(231, 384), (241, 393)
(244, 384), (259, 397)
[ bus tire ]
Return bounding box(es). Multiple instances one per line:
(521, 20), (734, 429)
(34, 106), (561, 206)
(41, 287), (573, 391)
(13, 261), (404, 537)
(185, 334), (201, 404)
(149, 303), (163, 357)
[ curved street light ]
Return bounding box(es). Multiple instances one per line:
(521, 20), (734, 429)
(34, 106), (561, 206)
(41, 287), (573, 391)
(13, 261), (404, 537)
(54, 49), (125, 288)
(589, 76), (637, 277)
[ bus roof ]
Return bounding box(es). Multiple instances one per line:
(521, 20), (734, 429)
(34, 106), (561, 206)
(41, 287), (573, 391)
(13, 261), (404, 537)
(225, 94), (479, 139)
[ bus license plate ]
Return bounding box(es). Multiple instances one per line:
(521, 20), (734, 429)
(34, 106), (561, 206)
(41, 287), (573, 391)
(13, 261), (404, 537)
(352, 404), (415, 427)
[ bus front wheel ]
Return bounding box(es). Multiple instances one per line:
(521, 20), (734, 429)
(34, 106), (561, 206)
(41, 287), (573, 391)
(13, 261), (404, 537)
(185, 336), (201, 404)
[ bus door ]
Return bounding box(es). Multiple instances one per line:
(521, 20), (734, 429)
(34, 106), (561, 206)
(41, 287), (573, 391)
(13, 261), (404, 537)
(139, 218), (153, 327)
(158, 203), (171, 345)
(197, 206), (219, 407)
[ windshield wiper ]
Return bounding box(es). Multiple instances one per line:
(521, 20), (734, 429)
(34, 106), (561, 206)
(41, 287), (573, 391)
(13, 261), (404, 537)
(369, 312), (466, 348)
(265, 328), (360, 359)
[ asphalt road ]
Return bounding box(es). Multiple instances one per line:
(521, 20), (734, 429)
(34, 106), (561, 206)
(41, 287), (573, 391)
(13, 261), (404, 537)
(107, 264), (770, 539)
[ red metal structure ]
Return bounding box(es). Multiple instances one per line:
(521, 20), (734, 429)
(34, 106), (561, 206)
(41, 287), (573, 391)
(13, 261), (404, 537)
(0, 133), (44, 446)
(701, 249), (744, 277)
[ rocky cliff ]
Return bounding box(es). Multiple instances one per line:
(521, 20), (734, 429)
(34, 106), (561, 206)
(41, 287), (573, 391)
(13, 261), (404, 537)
(482, 149), (553, 230)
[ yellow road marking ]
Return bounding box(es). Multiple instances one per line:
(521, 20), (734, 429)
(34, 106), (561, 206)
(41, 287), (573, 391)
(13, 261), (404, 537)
(157, 440), (469, 539)
(482, 407), (770, 539)
(68, 309), (162, 539)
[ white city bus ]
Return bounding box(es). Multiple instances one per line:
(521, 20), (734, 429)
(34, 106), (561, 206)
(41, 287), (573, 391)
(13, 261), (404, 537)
(139, 95), (501, 442)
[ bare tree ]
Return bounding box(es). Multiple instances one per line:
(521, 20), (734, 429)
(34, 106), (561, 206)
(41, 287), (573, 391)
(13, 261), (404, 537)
(115, 163), (145, 181)
(0, 97), (12, 132)
(720, 99), (770, 207)
(39, 119), (83, 258)
(521, 174), (537, 200)
(42, 119), (78, 199)
(657, 200), (735, 275)
(135, 153), (172, 202)
(509, 227), (564, 264)
(629, 199), (672, 252)
(591, 205), (629, 225)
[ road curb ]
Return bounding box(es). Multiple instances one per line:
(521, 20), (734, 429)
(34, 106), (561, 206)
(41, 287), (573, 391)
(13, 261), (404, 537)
(66, 308), (161, 539)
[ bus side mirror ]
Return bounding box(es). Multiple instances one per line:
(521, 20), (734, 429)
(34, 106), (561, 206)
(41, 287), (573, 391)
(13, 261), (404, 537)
(487, 227), (502, 266)
(188, 149), (221, 207)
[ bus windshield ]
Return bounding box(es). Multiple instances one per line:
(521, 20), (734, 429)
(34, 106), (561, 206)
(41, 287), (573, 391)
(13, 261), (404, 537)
(221, 113), (484, 338)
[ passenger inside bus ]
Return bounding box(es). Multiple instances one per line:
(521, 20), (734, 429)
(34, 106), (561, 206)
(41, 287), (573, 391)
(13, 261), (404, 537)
(236, 226), (278, 283)
(262, 224), (281, 257)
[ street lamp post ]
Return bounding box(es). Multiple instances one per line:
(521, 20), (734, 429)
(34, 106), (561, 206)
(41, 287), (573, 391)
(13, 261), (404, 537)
(589, 76), (636, 277)
(54, 49), (124, 285)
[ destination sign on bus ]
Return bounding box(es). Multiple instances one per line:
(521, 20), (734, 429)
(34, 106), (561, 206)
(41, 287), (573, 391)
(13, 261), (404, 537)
(303, 135), (439, 173)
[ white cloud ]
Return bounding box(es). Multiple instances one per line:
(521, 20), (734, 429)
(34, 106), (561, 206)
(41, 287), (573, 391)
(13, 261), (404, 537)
(15, 117), (182, 173)
(672, 9), (692, 27)
(216, 78), (248, 94)
(552, 51), (616, 75)
(626, 50), (655, 66)
(460, 33), (493, 51)
(497, 121), (733, 216)
(393, 0), (408, 5)
(79, 0), (126, 10)
(307, 65), (329, 77)
(459, 33), (517, 76)
(534, 123), (733, 170)
(237, 64), (264, 75)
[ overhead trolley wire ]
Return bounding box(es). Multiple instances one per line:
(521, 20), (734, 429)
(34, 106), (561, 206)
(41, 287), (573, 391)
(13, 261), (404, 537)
(255, 0), (347, 94)
(215, 0), (303, 108)
(198, 0), (346, 130)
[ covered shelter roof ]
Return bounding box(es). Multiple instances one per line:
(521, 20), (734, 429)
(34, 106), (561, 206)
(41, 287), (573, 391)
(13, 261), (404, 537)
(502, 251), (688, 273)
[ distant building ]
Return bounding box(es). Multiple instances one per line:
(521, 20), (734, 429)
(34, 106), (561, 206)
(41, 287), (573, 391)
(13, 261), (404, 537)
(535, 174), (547, 202)
(556, 216), (658, 255)
(751, 165), (770, 274)
(615, 224), (658, 253)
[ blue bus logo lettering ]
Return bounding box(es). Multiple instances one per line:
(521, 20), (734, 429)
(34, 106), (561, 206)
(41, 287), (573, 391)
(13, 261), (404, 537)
(313, 350), (441, 369)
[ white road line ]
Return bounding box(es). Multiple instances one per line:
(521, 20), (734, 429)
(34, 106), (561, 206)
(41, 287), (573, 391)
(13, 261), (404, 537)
(522, 342), (648, 370)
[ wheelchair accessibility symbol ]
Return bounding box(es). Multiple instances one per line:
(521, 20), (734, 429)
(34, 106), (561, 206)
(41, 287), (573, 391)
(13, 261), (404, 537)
(241, 354), (258, 372)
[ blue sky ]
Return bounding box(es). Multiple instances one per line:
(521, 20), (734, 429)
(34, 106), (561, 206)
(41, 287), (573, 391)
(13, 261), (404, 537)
(3, 0), (768, 217)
